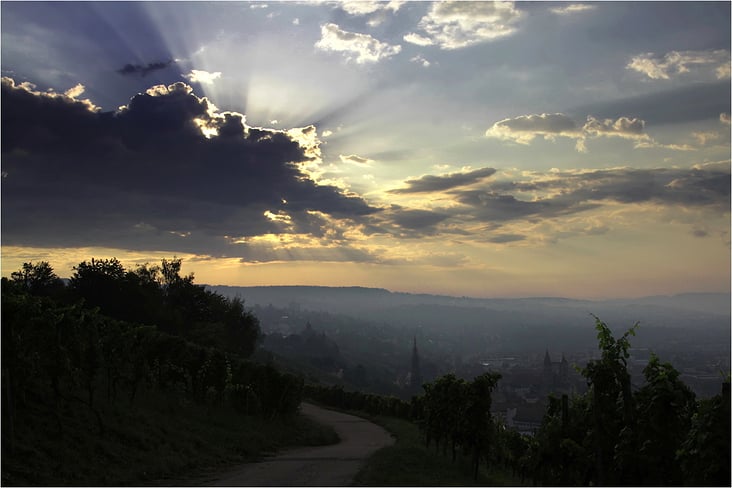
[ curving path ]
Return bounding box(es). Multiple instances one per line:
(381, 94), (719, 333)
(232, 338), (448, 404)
(203, 403), (394, 486)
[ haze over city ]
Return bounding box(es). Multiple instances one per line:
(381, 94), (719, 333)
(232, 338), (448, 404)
(2, 1), (730, 299)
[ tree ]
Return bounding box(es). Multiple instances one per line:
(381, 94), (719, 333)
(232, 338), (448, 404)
(678, 381), (731, 486)
(630, 353), (696, 485)
(10, 261), (64, 297)
(464, 372), (501, 480)
(70, 258), (127, 317)
(580, 316), (637, 486)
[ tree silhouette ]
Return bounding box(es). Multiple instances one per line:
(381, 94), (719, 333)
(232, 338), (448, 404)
(10, 261), (64, 297)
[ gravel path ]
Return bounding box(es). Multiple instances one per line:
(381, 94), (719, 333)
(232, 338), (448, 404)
(203, 403), (394, 486)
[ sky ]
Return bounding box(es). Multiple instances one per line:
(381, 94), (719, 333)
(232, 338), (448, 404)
(1, 1), (730, 299)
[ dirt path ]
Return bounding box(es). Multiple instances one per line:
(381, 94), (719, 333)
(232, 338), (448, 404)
(202, 403), (394, 486)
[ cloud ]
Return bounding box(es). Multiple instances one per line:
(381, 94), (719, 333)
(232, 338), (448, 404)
(410, 1), (524, 50)
(64, 83), (86, 98)
(486, 233), (526, 243)
(0, 76), (99, 112)
(626, 49), (731, 80)
(389, 208), (450, 231)
(580, 116), (649, 150)
(450, 166), (730, 225)
(716, 61), (731, 79)
(315, 23), (401, 64)
(1, 77), (377, 257)
(338, 0), (404, 15)
(403, 32), (434, 47)
(182, 69), (222, 85)
(693, 131), (721, 145)
(721, 113), (731, 125)
(340, 154), (373, 164)
(410, 54), (431, 67)
(332, 0), (405, 26)
(485, 113), (669, 152)
(549, 4), (596, 15)
(390, 167), (497, 194)
(117, 60), (176, 77)
(374, 164), (730, 243)
(485, 113), (578, 144)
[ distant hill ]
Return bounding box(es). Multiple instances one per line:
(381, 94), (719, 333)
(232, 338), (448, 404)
(207, 285), (730, 319)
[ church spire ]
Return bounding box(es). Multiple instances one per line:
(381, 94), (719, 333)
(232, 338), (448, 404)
(410, 335), (422, 389)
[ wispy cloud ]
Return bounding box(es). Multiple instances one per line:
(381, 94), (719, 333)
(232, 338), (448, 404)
(549, 4), (596, 15)
(389, 167), (497, 194)
(410, 54), (431, 67)
(117, 60), (175, 77)
(483, 113), (697, 152)
(340, 154), (373, 164)
(315, 23), (401, 63)
(626, 49), (731, 80)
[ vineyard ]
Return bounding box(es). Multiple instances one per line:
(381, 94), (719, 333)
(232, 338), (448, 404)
(307, 317), (731, 486)
(2, 259), (730, 486)
(1, 260), (310, 485)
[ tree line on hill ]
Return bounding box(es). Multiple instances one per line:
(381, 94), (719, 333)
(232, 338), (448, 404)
(305, 316), (730, 486)
(2, 259), (303, 458)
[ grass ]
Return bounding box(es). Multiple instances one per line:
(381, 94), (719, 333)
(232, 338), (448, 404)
(2, 388), (339, 486)
(350, 413), (525, 486)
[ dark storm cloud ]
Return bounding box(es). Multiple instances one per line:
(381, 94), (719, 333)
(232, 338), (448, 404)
(117, 60), (176, 77)
(449, 165), (730, 224)
(1, 77), (377, 255)
(389, 167), (497, 194)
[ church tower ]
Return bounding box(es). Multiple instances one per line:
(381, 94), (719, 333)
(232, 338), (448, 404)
(410, 335), (423, 389)
(543, 349), (554, 390)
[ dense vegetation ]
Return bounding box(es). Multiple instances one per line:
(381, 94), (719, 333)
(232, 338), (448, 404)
(1, 259), (328, 485)
(3, 259), (729, 486)
(308, 316), (731, 486)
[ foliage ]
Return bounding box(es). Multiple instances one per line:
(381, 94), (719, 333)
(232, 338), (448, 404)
(631, 353), (697, 485)
(677, 381), (731, 486)
(9, 261), (65, 298)
(67, 257), (260, 356)
(524, 316), (727, 486)
(304, 384), (412, 419)
(2, 259), (312, 485)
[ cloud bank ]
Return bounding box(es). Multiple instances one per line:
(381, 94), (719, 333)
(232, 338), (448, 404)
(1, 77), (376, 259)
(377, 163), (731, 241)
(485, 113), (662, 152)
